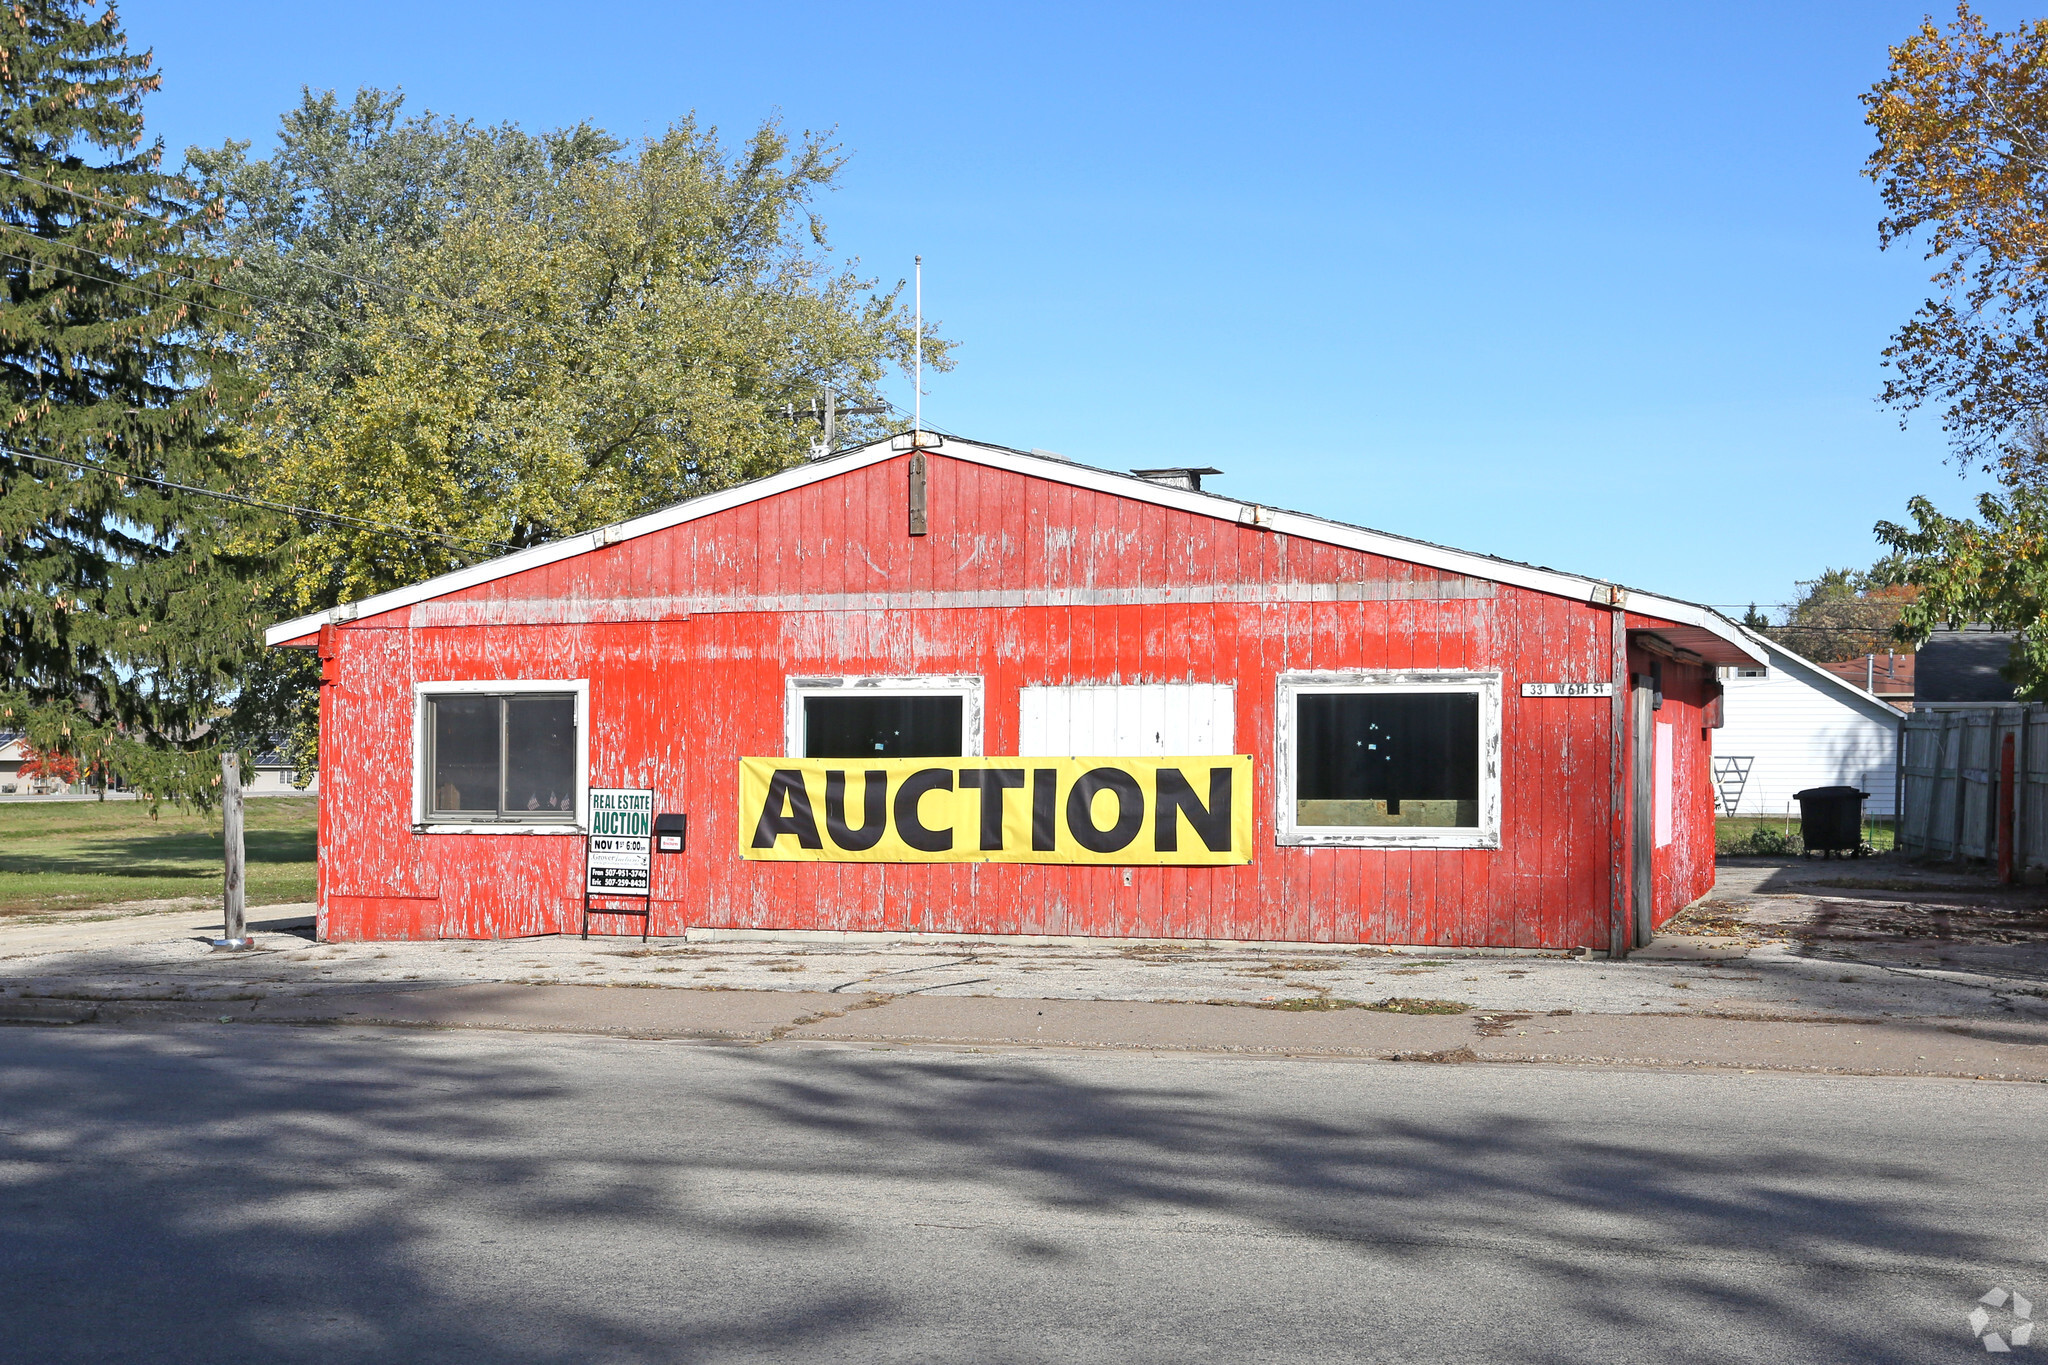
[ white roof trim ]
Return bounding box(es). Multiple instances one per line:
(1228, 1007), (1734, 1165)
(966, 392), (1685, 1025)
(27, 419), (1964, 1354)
(1742, 627), (1905, 727)
(266, 435), (1765, 664)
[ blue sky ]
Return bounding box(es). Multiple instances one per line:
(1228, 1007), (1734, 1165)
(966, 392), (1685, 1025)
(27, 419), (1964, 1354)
(127, 1), (2025, 612)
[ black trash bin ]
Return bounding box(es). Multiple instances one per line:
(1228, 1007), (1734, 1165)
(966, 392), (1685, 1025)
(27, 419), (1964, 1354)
(1792, 785), (1868, 858)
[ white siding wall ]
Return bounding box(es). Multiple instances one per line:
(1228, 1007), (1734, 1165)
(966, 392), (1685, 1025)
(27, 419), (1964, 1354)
(246, 765), (317, 795)
(1711, 657), (1900, 817)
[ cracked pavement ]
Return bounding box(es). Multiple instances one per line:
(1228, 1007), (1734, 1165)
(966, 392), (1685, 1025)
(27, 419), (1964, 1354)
(4, 855), (2047, 1028)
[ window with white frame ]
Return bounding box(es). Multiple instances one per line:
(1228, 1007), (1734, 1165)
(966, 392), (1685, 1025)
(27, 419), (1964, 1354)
(1275, 671), (1501, 849)
(417, 681), (586, 828)
(786, 676), (983, 758)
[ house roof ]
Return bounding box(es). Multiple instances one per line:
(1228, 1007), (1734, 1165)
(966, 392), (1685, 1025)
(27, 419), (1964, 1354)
(265, 433), (1768, 665)
(1740, 628), (1906, 729)
(1916, 627), (2019, 704)
(1817, 653), (1915, 697)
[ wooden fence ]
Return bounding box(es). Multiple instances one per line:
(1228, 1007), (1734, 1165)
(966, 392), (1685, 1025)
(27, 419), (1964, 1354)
(1898, 705), (2048, 869)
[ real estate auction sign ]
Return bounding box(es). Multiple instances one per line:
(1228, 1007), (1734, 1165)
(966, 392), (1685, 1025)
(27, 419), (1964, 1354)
(586, 787), (654, 894)
(738, 757), (1252, 864)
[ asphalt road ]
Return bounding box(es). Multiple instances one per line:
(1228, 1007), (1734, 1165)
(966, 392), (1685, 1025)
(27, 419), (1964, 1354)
(3, 1027), (2044, 1364)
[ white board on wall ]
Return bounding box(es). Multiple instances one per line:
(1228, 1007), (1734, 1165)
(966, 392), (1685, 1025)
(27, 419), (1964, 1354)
(1020, 684), (1236, 757)
(1654, 722), (1673, 849)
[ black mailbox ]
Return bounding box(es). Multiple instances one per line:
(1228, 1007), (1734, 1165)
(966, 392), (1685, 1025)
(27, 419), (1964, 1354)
(654, 813), (687, 853)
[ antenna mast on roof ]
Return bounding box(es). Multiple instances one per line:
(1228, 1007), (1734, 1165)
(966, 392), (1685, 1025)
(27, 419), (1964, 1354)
(914, 255), (923, 437)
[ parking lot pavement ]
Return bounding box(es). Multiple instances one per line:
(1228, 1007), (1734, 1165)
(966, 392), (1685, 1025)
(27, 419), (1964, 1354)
(10, 1026), (2043, 1364)
(12, 859), (2048, 1039)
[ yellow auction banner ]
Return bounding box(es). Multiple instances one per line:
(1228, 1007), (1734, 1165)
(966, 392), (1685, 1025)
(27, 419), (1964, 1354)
(739, 756), (1253, 864)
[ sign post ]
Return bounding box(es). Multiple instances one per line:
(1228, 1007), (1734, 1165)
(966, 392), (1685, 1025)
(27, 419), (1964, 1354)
(213, 752), (253, 949)
(583, 787), (653, 940)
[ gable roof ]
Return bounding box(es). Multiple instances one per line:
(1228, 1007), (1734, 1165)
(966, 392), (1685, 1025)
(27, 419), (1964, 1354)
(1916, 626), (2018, 704)
(1740, 628), (1906, 728)
(265, 433), (1767, 664)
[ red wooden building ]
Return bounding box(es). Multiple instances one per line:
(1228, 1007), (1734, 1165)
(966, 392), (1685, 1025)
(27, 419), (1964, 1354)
(267, 434), (1763, 954)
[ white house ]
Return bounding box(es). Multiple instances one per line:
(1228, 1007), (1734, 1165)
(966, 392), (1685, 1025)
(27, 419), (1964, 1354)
(1711, 632), (1902, 818)
(0, 732), (314, 797)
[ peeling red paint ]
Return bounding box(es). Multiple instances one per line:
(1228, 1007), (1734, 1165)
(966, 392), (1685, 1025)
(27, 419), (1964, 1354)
(306, 452), (1718, 947)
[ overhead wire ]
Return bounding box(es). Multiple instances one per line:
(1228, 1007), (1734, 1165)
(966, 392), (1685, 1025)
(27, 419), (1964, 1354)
(0, 241), (253, 327)
(0, 161), (951, 557)
(0, 164), (514, 327)
(0, 164), (941, 434)
(1, 445), (518, 552)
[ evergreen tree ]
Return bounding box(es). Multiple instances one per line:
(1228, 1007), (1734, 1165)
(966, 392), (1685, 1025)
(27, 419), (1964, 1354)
(0, 1), (260, 804)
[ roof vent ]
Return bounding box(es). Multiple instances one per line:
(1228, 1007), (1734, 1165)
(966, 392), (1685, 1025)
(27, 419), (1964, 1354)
(890, 431), (945, 451)
(1132, 466), (1221, 492)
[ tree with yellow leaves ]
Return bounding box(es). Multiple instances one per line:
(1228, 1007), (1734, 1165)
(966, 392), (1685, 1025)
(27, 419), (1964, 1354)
(1867, 3), (2048, 474)
(1866, 6), (2048, 693)
(200, 92), (940, 615)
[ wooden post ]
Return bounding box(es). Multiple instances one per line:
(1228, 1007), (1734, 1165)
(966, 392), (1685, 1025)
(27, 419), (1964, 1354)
(1607, 596), (1629, 959)
(222, 752), (246, 943)
(1950, 715), (1968, 864)
(908, 452), (929, 536)
(1999, 732), (2017, 884)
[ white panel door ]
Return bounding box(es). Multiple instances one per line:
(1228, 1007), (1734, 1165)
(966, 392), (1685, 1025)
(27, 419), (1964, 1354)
(1019, 684), (1236, 756)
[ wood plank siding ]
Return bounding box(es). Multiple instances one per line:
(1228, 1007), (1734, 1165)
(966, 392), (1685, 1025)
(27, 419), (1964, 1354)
(295, 446), (1728, 949)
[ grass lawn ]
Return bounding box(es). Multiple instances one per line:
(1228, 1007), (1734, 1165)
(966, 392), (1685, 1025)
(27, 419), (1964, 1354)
(1716, 814), (1897, 856)
(0, 796), (316, 918)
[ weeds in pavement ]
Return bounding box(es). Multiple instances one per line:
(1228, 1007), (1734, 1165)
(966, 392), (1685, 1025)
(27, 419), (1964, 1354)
(1250, 996), (1470, 1014)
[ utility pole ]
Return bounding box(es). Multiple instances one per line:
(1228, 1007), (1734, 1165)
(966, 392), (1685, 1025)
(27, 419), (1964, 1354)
(914, 255), (922, 436)
(215, 752), (250, 949)
(780, 390), (888, 459)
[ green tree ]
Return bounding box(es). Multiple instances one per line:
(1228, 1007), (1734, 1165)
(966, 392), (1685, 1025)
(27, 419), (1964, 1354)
(1865, 3), (2048, 476)
(1876, 488), (2048, 695)
(197, 93), (937, 609)
(1757, 570), (1918, 663)
(193, 91), (943, 775)
(0, 0), (262, 805)
(1861, 6), (2048, 693)
(187, 88), (619, 394)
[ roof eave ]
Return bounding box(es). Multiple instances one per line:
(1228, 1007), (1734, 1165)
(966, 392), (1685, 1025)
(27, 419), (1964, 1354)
(262, 435), (1768, 664)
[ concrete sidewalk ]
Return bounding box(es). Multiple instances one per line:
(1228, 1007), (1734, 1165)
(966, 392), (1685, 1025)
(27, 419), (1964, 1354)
(4, 853), (2047, 1080)
(5, 898), (2046, 1022)
(6, 981), (2042, 1082)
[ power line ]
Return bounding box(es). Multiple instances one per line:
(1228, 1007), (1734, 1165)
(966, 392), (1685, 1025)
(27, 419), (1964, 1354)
(0, 165), (510, 327)
(1, 445), (516, 552)
(0, 164), (938, 439)
(0, 244), (251, 327)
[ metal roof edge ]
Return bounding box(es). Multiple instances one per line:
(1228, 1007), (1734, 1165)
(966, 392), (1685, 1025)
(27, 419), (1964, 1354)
(263, 439), (908, 645)
(1742, 627), (1904, 724)
(934, 443), (1766, 663)
(264, 432), (1761, 664)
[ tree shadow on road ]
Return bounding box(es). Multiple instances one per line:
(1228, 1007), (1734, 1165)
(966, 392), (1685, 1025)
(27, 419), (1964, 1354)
(718, 1047), (2036, 1364)
(0, 1026), (2037, 1364)
(0, 1028), (884, 1364)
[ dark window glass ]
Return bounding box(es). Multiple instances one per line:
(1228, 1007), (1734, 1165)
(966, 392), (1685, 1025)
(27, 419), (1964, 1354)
(429, 694), (576, 821)
(805, 695), (964, 758)
(505, 697), (577, 814)
(1296, 691), (1478, 828)
(432, 697), (500, 814)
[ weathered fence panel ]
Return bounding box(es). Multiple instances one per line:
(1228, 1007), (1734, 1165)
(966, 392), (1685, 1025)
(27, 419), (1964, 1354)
(1900, 705), (2047, 871)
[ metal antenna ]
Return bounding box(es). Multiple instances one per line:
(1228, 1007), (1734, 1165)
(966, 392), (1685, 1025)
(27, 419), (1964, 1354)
(913, 255), (923, 438)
